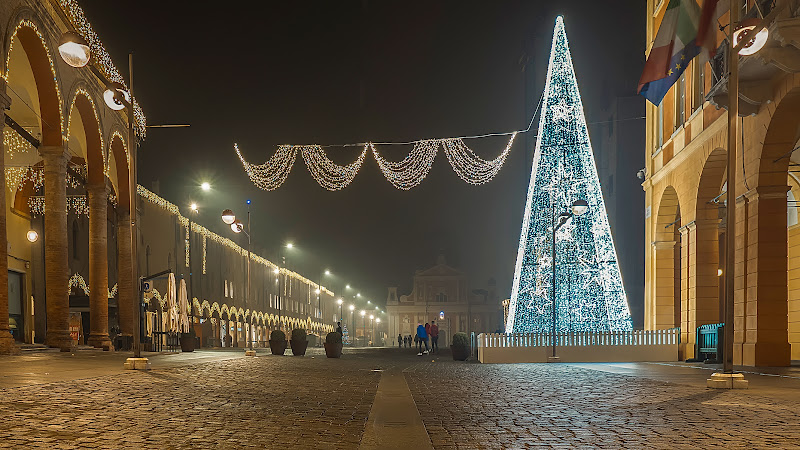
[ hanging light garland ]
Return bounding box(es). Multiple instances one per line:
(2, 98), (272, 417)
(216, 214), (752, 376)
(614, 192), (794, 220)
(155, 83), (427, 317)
(301, 145), (368, 191)
(442, 132), (517, 185)
(236, 131), (523, 191)
(29, 194), (89, 216)
(236, 144), (298, 191)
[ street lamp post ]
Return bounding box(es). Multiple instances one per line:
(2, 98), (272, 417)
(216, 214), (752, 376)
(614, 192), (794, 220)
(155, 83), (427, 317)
(360, 310), (366, 347)
(549, 199), (589, 363)
(349, 304), (355, 345)
(370, 314), (374, 346)
(337, 298), (343, 323)
(221, 203), (254, 355)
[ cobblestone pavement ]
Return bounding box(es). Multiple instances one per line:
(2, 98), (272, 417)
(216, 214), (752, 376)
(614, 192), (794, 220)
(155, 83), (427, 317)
(1, 347), (800, 449)
(405, 360), (800, 449)
(0, 348), (382, 449)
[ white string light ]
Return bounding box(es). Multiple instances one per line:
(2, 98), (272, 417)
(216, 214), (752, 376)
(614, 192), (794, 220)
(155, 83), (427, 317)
(442, 132), (517, 185)
(301, 145), (367, 191)
(235, 144), (298, 191)
(370, 140), (439, 190)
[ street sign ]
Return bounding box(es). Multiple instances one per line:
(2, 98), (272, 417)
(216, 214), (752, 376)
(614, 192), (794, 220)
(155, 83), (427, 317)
(143, 280), (152, 293)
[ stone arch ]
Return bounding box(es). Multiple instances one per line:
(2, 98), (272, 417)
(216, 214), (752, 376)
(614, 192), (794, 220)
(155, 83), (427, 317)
(65, 86), (104, 184)
(693, 148), (728, 329)
(653, 185), (681, 331)
(4, 15), (64, 146)
(108, 131), (130, 213)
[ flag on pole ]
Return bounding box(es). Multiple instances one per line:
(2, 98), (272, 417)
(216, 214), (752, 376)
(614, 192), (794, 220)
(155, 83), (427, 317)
(638, 0), (703, 105)
(697, 0), (727, 58)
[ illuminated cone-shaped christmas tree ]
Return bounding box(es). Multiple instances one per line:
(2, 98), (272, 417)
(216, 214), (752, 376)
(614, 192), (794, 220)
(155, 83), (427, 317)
(506, 17), (632, 333)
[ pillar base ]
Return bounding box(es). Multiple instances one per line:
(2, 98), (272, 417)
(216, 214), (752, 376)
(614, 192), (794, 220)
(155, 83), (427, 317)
(707, 372), (749, 389)
(87, 334), (114, 351)
(123, 357), (151, 370)
(245, 349), (257, 357)
(45, 331), (73, 352)
(547, 356), (561, 363)
(0, 334), (20, 355)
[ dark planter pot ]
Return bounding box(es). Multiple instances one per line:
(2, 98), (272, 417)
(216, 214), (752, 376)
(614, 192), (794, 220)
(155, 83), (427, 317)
(324, 342), (343, 358)
(451, 345), (470, 361)
(180, 334), (195, 352)
(269, 340), (287, 355)
(290, 340), (308, 356)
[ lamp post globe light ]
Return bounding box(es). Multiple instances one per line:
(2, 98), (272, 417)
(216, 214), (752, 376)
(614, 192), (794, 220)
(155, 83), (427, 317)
(58, 31), (90, 68)
(26, 230), (38, 243)
(549, 199), (589, 363)
(221, 205), (253, 354)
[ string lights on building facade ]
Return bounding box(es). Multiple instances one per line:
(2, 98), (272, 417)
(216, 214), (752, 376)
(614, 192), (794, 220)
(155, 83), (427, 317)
(57, 0), (147, 138)
(505, 17), (632, 333)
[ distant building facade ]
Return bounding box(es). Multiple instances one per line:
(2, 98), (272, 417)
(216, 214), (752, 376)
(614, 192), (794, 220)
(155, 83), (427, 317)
(385, 255), (502, 347)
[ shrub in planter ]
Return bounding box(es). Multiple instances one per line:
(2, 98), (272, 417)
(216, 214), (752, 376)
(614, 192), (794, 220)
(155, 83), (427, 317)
(290, 328), (308, 356)
(324, 331), (343, 358)
(180, 328), (196, 353)
(451, 332), (470, 361)
(269, 329), (287, 356)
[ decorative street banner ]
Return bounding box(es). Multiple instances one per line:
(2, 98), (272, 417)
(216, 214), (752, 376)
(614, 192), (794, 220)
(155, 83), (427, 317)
(505, 17), (633, 333)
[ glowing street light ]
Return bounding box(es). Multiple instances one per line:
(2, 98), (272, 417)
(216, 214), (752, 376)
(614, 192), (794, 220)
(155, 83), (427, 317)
(286, 243), (293, 249)
(201, 182), (211, 191)
(58, 31), (90, 68)
(221, 209), (236, 225)
(190, 203), (198, 212)
(26, 230), (38, 243)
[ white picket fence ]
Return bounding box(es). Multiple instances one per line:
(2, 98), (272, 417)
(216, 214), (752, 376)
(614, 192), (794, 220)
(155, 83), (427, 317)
(477, 329), (679, 363)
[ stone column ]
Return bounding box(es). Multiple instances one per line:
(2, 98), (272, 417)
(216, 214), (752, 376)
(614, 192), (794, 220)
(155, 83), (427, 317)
(0, 80), (20, 354)
(652, 240), (677, 329)
(741, 186), (792, 366)
(40, 145), (72, 350)
(86, 184), (112, 350)
(117, 210), (134, 336)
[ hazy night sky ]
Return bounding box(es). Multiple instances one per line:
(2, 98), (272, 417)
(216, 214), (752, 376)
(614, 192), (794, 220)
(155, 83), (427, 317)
(80, 1), (645, 310)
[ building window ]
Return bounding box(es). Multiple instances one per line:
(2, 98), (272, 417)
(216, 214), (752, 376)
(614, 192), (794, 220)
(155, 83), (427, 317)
(675, 72), (686, 129)
(692, 60), (705, 111)
(436, 293), (447, 302)
(656, 102), (664, 149)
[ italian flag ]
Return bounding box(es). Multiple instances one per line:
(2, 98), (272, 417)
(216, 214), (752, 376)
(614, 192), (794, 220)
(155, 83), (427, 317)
(638, 0), (705, 105)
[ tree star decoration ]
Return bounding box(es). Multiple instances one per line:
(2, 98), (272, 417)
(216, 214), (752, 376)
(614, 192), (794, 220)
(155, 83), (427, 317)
(234, 133), (517, 191)
(505, 16), (632, 334)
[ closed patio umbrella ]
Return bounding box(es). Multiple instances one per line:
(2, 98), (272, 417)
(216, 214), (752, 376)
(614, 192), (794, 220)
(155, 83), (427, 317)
(178, 278), (190, 333)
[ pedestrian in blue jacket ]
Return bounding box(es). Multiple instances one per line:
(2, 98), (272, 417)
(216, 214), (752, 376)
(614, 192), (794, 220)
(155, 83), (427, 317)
(416, 323), (428, 355)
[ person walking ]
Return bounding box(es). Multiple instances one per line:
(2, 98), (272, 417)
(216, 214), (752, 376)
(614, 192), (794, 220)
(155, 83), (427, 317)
(416, 322), (428, 355)
(430, 320), (439, 353)
(398, 333), (403, 348)
(336, 322), (343, 336)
